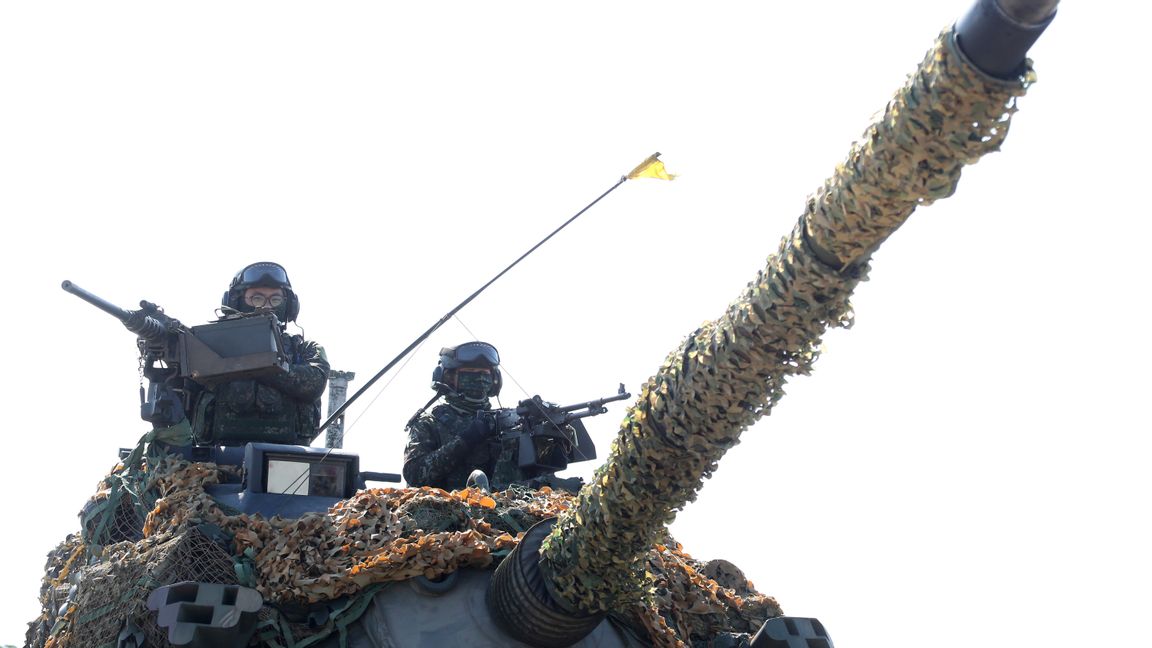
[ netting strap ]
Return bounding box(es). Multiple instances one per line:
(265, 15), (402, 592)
(498, 511), (525, 533)
(122, 419), (195, 477)
(82, 421), (196, 549)
(297, 584), (386, 648)
(255, 614), (297, 648)
(75, 602), (118, 626)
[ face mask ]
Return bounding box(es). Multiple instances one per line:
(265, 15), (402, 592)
(455, 371), (494, 401)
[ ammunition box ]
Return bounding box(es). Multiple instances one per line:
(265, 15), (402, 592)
(180, 314), (288, 384)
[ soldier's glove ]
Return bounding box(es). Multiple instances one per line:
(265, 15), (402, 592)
(460, 413), (495, 446)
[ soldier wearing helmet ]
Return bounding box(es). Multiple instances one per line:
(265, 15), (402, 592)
(190, 261), (330, 446)
(402, 342), (505, 490)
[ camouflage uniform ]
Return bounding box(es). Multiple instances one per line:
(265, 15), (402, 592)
(192, 333), (330, 446)
(403, 398), (587, 492)
(407, 341), (586, 492)
(403, 399), (501, 490)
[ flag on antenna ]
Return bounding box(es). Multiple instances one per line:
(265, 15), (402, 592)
(626, 153), (677, 180)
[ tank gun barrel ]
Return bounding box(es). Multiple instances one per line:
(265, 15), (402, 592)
(993, 0), (1058, 24)
(487, 3), (1057, 644)
(955, 0), (1058, 80)
(802, 0), (1057, 272)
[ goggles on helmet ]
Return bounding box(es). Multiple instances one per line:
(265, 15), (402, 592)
(442, 342), (500, 367)
(237, 262), (291, 288)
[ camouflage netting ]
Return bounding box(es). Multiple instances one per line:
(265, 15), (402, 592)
(804, 29), (1035, 268)
(29, 449), (780, 648)
(540, 27), (1034, 614)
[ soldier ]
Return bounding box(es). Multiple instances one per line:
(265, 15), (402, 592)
(404, 342), (589, 492)
(190, 261), (331, 446)
(403, 342), (504, 490)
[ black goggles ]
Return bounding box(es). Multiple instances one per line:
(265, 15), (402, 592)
(238, 262), (291, 287)
(443, 342), (499, 367)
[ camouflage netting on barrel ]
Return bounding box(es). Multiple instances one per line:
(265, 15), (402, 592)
(804, 29), (1034, 267)
(29, 450), (780, 648)
(539, 27), (1034, 614)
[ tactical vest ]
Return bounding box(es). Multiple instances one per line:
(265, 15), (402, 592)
(191, 335), (321, 446)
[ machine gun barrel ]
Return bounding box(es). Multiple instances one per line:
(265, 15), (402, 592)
(545, 384), (631, 423)
(61, 280), (174, 341)
(509, 384), (631, 427)
(61, 280), (132, 321)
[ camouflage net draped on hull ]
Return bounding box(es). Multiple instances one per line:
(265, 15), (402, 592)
(540, 28), (1034, 614)
(30, 453), (780, 648)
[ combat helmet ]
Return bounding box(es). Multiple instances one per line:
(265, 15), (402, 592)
(222, 261), (300, 322)
(432, 341), (503, 398)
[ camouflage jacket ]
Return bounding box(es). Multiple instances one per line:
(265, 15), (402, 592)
(191, 333), (330, 446)
(403, 401), (516, 490)
(403, 400), (587, 492)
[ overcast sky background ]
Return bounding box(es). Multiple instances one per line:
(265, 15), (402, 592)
(2, 1), (1148, 646)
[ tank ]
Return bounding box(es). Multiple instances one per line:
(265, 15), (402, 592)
(25, 1), (1058, 646)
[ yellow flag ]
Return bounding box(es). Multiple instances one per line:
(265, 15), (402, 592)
(627, 153), (677, 180)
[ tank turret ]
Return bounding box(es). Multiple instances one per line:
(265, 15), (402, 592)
(27, 2), (1057, 647)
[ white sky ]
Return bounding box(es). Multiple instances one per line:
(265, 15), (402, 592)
(2, 1), (1149, 646)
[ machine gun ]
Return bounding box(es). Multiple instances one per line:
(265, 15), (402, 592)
(62, 280), (290, 428)
(489, 384), (631, 480)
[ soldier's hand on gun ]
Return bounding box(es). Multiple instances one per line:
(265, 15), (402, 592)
(461, 413), (497, 445)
